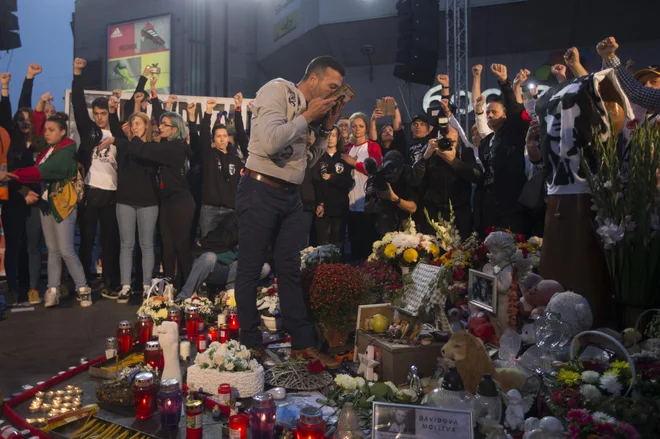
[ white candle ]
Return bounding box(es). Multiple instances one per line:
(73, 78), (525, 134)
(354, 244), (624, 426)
(180, 341), (191, 360)
(217, 314), (226, 325)
(105, 348), (117, 359)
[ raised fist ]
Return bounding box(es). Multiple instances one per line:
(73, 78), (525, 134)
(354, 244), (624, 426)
(167, 95), (178, 104)
(112, 89), (122, 98)
(596, 36), (619, 60)
(0, 72), (10, 86)
(150, 75), (158, 88)
(490, 64), (508, 82)
(514, 69), (531, 85)
(134, 91), (145, 103)
(234, 93), (243, 107)
(206, 98), (217, 111)
(27, 64), (43, 78)
(74, 58), (87, 70)
(472, 64), (483, 77)
(437, 74), (449, 87)
(40, 92), (53, 103)
(474, 95), (485, 113)
(552, 64), (567, 78)
(188, 102), (196, 112)
(108, 96), (120, 112)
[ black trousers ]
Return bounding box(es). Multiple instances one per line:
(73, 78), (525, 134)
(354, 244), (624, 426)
(159, 195), (195, 286)
(348, 211), (376, 261)
(315, 214), (347, 250)
(235, 175), (314, 350)
(78, 187), (120, 288)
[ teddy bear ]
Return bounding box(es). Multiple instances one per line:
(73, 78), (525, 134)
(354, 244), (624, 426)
(545, 291), (593, 334)
(519, 274), (564, 319)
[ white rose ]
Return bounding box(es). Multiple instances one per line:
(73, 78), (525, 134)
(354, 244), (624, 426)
(384, 381), (398, 394)
(355, 377), (366, 388)
(249, 359), (259, 371)
(224, 360), (235, 371)
(214, 355), (225, 368)
(195, 352), (210, 367)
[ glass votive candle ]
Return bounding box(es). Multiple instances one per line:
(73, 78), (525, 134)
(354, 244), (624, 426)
(144, 341), (163, 370)
(197, 333), (207, 353)
(185, 399), (204, 439)
(219, 324), (228, 343)
(28, 405), (40, 414)
(62, 403), (72, 410)
(157, 379), (183, 430)
(63, 396), (72, 402)
(208, 326), (218, 343)
(250, 393), (276, 439)
(168, 307), (182, 333)
(117, 320), (135, 354)
(137, 314), (154, 345)
(133, 372), (156, 420)
(35, 392), (45, 399)
(229, 413), (249, 439)
(55, 390), (65, 397)
(105, 337), (118, 359)
(227, 311), (239, 332)
(185, 306), (200, 341)
(51, 401), (61, 409)
(41, 403), (51, 412)
(47, 410), (58, 418)
(65, 389), (75, 396)
(45, 391), (54, 399)
(217, 313), (226, 326)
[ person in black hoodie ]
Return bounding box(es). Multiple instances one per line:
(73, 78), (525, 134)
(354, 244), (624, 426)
(0, 65), (46, 306)
(192, 98), (244, 238)
(312, 126), (351, 250)
(72, 58), (121, 299)
(108, 100), (159, 303)
(99, 112), (195, 296)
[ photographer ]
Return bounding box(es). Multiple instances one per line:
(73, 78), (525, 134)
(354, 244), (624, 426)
(409, 100), (481, 239)
(370, 150), (418, 237)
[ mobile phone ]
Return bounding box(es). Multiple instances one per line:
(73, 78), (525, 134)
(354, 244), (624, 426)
(327, 84), (356, 105)
(376, 99), (396, 117)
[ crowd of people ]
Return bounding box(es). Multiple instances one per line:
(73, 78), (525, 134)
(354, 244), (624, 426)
(0, 35), (658, 322)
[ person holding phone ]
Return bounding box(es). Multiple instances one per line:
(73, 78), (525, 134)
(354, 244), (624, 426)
(369, 97), (405, 157)
(235, 56), (345, 368)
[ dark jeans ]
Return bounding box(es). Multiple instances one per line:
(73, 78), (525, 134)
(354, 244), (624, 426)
(235, 175), (314, 350)
(348, 211), (376, 261)
(78, 187), (120, 288)
(160, 196), (195, 286)
(301, 210), (314, 247)
(316, 215), (346, 250)
(2, 203), (42, 292)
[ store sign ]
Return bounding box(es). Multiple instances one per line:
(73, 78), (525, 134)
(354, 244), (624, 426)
(107, 15), (171, 94)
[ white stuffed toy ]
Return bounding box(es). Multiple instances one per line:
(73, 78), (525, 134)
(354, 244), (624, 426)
(545, 291), (593, 333)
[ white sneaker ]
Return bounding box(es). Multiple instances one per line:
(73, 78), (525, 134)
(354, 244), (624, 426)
(117, 285), (132, 304)
(44, 288), (60, 308)
(78, 287), (93, 307)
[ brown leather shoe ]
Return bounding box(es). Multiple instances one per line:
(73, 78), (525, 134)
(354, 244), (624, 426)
(291, 347), (340, 370)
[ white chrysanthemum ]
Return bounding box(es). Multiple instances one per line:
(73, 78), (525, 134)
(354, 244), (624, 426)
(224, 360), (235, 371)
(581, 371), (600, 384)
(195, 351), (210, 367)
(580, 384), (602, 401)
(213, 355), (225, 368)
(593, 412), (616, 423)
(600, 374), (623, 395)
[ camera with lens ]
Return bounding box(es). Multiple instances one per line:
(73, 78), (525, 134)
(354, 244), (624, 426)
(364, 151), (405, 198)
(427, 103), (452, 151)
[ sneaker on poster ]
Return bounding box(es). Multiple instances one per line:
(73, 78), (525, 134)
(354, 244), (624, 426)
(28, 289), (42, 305)
(117, 286), (132, 304)
(44, 288), (60, 308)
(79, 287), (93, 307)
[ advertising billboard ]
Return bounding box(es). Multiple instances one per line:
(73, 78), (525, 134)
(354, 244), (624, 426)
(107, 15), (171, 94)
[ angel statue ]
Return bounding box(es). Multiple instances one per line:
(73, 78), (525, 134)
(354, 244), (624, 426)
(502, 389), (534, 431)
(483, 232), (530, 294)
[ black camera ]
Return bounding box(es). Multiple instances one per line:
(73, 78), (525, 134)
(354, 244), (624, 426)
(427, 103), (452, 151)
(364, 151), (405, 197)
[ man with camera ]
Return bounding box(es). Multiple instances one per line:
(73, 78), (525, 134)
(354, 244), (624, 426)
(409, 99), (481, 238)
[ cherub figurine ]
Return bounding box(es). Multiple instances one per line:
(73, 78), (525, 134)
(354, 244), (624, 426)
(484, 232), (518, 294)
(502, 389), (534, 431)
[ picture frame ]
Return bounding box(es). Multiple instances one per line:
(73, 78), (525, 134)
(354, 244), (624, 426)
(468, 269), (497, 314)
(372, 401), (473, 439)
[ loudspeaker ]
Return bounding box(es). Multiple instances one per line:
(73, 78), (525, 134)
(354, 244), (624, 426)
(0, 0), (21, 51)
(393, 0), (439, 86)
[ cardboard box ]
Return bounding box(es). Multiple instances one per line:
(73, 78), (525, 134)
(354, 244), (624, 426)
(355, 330), (444, 386)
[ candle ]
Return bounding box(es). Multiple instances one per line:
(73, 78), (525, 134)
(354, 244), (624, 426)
(137, 314), (154, 345)
(217, 384), (232, 407)
(133, 372), (156, 420)
(197, 333), (207, 353)
(168, 307), (182, 334)
(186, 400), (203, 439)
(157, 379), (183, 430)
(180, 341), (191, 361)
(208, 326), (219, 343)
(217, 313), (226, 326)
(145, 341), (163, 370)
(229, 414), (249, 439)
(227, 311), (239, 332)
(41, 403), (51, 412)
(250, 393), (276, 439)
(116, 321), (134, 354)
(219, 324), (228, 343)
(185, 306), (200, 341)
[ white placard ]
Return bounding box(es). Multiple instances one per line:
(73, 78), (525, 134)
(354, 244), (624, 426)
(373, 402), (473, 439)
(401, 264), (442, 316)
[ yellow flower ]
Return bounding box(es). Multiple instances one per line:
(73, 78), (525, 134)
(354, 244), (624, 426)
(403, 248), (419, 263)
(227, 294), (237, 308)
(611, 360), (630, 371)
(604, 369), (619, 377)
(430, 244), (440, 258)
(557, 369), (581, 386)
(384, 244), (397, 259)
(157, 309), (168, 319)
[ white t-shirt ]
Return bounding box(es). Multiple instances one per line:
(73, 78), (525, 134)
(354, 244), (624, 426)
(348, 142), (370, 213)
(84, 129), (117, 190)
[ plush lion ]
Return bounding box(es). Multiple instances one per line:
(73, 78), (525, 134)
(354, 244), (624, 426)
(442, 331), (527, 393)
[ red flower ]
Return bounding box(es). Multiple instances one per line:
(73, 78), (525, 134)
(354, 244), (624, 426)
(476, 245), (487, 261)
(566, 397), (579, 409)
(516, 233), (527, 243)
(485, 226), (496, 235)
(453, 266), (465, 281)
(307, 360), (325, 374)
(521, 247), (529, 257)
(552, 391), (564, 405)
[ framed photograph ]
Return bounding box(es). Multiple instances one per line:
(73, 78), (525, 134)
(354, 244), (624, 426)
(372, 401), (473, 439)
(468, 269), (497, 314)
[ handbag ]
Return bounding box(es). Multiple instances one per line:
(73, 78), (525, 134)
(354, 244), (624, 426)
(518, 168), (547, 210)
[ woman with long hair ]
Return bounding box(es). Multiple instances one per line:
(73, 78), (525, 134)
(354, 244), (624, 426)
(312, 125), (352, 250)
(99, 112), (195, 295)
(0, 70), (47, 306)
(108, 102), (159, 302)
(6, 112), (91, 308)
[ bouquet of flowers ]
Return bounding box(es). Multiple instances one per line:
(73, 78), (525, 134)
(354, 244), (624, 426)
(215, 289), (237, 313)
(425, 206), (461, 252)
(567, 409), (639, 439)
(301, 263), (372, 331)
(177, 296), (217, 324)
(369, 220), (438, 268)
(194, 340), (260, 372)
(359, 260), (402, 303)
(300, 244), (342, 270)
(256, 283), (279, 317)
(583, 123), (660, 308)
(137, 296), (172, 325)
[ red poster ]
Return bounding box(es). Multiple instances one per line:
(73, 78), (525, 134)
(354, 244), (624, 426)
(108, 23), (136, 59)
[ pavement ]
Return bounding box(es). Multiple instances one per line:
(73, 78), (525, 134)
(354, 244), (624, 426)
(0, 280), (139, 397)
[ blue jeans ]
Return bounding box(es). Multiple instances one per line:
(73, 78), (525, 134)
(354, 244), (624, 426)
(235, 175), (314, 350)
(40, 205), (87, 290)
(199, 205), (234, 238)
(2, 203), (42, 291)
(178, 252), (232, 299)
(116, 203), (159, 287)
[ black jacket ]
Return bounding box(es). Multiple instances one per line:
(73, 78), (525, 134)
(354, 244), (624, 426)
(192, 113), (243, 209)
(474, 80), (529, 233)
(199, 211), (238, 254)
(311, 151), (352, 217)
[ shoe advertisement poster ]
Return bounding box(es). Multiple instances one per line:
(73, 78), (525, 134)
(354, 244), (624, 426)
(107, 15), (171, 94)
(372, 402), (473, 439)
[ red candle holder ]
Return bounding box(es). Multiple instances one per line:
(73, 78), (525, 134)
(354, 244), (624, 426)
(296, 406), (326, 439)
(144, 341), (162, 370)
(168, 307), (182, 334)
(197, 333), (208, 353)
(186, 400), (203, 439)
(133, 372), (155, 420)
(208, 326), (219, 343)
(228, 311), (239, 339)
(219, 324), (228, 343)
(229, 413), (249, 439)
(185, 306), (200, 341)
(137, 314), (154, 345)
(116, 320), (134, 354)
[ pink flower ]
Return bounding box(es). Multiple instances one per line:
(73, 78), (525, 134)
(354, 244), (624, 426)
(568, 409), (589, 422)
(567, 424), (582, 439)
(566, 398), (579, 409)
(616, 423), (639, 439)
